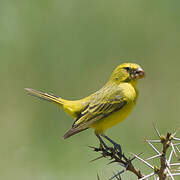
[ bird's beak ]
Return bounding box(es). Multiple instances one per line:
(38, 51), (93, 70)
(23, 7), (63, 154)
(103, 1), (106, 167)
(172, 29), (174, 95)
(135, 67), (145, 79)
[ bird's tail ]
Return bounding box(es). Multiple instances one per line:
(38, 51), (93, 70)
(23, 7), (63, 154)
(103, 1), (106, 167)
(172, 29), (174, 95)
(63, 126), (88, 139)
(25, 88), (63, 106)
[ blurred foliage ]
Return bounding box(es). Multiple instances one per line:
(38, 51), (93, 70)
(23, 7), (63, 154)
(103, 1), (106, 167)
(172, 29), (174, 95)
(0, 0), (180, 179)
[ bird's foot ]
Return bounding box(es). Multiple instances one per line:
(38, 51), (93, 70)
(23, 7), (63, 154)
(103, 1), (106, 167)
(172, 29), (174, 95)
(95, 134), (111, 152)
(113, 143), (122, 155)
(102, 135), (123, 155)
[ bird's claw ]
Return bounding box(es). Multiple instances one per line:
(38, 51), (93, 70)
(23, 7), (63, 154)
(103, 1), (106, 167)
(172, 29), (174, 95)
(113, 143), (122, 154)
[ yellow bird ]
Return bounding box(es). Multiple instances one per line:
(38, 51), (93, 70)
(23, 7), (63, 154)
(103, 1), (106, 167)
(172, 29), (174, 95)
(25, 63), (144, 147)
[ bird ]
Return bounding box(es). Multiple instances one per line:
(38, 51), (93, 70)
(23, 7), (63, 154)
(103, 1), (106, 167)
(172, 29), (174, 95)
(25, 63), (144, 149)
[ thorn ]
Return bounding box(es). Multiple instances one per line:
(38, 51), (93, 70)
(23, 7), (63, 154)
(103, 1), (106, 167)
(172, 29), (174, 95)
(173, 137), (180, 141)
(88, 145), (96, 149)
(146, 140), (161, 154)
(173, 143), (180, 146)
(168, 173), (180, 176)
(172, 128), (180, 137)
(109, 170), (124, 180)
(168, 149), (174, 164)
(145, 139), (161, 143)
(88, 146), (102, 152)
(153, 123), (161, 138)
(172, 169), (180, 172)
(146, 154), (161, 161)
(171, 142), (177, 157)
(176, 146), (180, 154)
(131, 153), (154, 170)
(170, 163), (180, 166)
(174, 143), (180, 147)
(114, 171), (121, 180)
(130, 152), (143, 162)
(166, 167), (175, 180)
(107, 160), (117, 165)
(90, 155), (104, 162)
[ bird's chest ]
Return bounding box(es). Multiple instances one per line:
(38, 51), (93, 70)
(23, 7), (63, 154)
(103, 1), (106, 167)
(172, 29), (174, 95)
(91, 101), (136, 134)
(122, 83), (138, 103)
(91, 84), (138, 134)
(103, 100), (136, 128)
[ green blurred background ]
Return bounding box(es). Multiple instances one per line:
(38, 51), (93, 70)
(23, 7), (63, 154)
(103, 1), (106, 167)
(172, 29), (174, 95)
(1, 0), (180, 179)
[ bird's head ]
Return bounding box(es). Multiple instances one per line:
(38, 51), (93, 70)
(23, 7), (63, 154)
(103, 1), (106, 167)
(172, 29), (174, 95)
(110, 63), (145, 86)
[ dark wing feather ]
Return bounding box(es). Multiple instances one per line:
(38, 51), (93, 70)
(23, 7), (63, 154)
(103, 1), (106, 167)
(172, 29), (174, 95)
(75, 98), (127, 126)
(63, 85), (127, 139)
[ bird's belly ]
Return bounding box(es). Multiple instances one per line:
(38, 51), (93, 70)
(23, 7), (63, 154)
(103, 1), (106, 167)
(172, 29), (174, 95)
(90, 102), (135, 134)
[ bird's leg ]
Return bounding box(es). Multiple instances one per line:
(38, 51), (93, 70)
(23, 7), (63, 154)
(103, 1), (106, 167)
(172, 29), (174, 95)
(101, 134), (122, 154)
(95, 134), (109, 150)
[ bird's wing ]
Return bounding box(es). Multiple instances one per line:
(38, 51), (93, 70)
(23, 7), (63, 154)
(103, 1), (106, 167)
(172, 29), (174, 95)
(63, 85), (127, 139)
(73, 85), (127, 128)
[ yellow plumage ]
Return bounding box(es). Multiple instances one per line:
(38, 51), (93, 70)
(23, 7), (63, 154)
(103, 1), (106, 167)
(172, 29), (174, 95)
(25, 63), (144, 139)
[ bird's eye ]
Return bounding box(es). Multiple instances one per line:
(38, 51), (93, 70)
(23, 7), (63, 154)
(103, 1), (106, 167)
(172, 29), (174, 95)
(124, 67), (130, 71)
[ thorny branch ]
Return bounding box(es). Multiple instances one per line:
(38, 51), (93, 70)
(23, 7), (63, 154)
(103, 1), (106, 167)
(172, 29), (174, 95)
(90, 145), (144, 179)
(91, 126), (180, 180)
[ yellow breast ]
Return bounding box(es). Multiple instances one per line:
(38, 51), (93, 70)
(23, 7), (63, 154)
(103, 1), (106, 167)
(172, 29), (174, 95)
(90, 102), (135, 134)
(90, 83), (138, 134)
